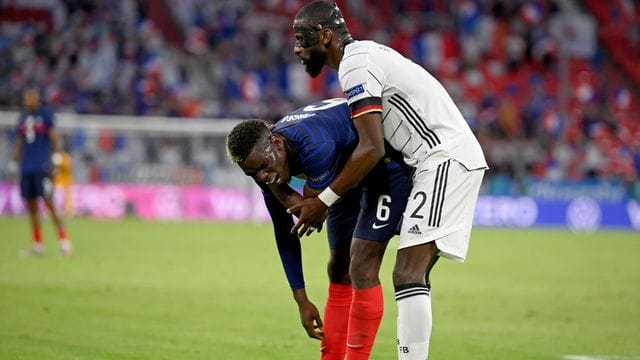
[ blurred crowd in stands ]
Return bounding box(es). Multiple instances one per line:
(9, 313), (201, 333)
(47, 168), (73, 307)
(1, 0), (639, 196)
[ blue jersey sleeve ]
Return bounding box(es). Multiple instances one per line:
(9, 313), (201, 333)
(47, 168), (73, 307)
(256, 181), (305, 291)
(275, 99), (357, 191)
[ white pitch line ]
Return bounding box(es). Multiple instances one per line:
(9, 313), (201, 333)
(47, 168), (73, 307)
(563, 356), (640, 360)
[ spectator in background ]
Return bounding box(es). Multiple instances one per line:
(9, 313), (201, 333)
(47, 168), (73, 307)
(8, 86), (72, 257)
(0, 0), (638, 192)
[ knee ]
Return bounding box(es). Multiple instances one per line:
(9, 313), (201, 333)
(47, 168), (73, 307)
(393, 243), (439, 286)
(392, 265), (422, 286)
(26, 200), (38, 212)
(348, 254), (379, 288)
(348, 239), (386, 289)
(328, 265), (350, 284)
(327, 249), (350, 284)
(392, 256), (436, 286)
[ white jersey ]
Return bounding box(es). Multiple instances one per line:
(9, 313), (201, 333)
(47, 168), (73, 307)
(339, 40), (488, 171)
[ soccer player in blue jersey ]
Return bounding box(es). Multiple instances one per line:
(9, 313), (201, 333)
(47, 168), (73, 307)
(9, 86), (72, 257)
(226, 98), (412, 359)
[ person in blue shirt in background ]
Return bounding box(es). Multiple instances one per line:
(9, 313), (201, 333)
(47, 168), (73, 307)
(9, 86), (72, 257)
(226, 98), (412, 359)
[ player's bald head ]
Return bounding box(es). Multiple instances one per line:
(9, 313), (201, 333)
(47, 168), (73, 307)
(226, 120), (270, 164)
(294, 1), (342, 28)
(293, 1), (352, 49)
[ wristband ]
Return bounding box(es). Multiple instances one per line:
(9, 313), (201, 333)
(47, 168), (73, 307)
(317, 186), (340, 207)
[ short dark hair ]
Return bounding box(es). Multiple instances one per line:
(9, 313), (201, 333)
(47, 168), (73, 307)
(225, 120), (269, 164)
(23, 85), (41, 97)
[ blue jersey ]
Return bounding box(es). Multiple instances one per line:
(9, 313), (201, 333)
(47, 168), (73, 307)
(273, 98), (356, 190)
(15, 107), (55, 174)
(262, 99), (412, 291)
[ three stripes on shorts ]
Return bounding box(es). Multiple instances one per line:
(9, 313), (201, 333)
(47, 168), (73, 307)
(428, 159), (451, 228)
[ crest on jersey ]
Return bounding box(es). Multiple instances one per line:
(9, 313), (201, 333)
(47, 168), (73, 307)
(344, 84), (365, 99)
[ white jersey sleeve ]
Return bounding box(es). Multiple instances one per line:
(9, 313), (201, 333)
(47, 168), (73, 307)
(339, 46), (384, 117)
(338, 40), (488, 171)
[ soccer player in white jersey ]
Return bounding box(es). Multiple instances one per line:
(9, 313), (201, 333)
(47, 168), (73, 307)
(288, 2), (488, 359)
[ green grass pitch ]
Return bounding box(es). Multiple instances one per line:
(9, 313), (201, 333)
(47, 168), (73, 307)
(0, 217), (639, 359)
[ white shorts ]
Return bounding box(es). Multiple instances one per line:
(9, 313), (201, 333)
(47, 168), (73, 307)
(399, 159), (485, 262)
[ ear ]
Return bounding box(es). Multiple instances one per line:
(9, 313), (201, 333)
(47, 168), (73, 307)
(320, 28), (333, 47)
(271, 133), (284, 150)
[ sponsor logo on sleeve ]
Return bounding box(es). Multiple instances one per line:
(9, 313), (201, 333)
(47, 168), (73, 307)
(344, 84), (365, 99)
(309, 170), (331, 184)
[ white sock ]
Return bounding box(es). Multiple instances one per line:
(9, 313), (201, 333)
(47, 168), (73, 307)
(396, 284), (432, 360)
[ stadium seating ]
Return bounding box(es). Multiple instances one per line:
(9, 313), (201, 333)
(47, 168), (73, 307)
(0, 0), (638, 192)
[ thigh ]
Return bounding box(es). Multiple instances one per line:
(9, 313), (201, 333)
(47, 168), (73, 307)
(326, 187), (360, 250)
(20, 174), (37, 199)
(35, 172), (55, 199)
(353, 161), (412, 242)
(399, 160), (485, 261)
(350, 237), (388, 266)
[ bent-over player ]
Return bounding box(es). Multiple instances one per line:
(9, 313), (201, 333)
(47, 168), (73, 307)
(226, 98), (412, 359)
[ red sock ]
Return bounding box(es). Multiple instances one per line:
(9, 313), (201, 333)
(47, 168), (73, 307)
(32, 227), (42, 244)
(58, 228), (67, 240)
(321, 283), (353, 360)
(346, 285), (384, 360)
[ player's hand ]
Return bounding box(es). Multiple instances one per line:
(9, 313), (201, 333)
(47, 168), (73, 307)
(51, 152), (62, 177)
(297, 299), (324, 340)
(287, 197), (328, 237)
(51, 152), (63, 166)
(6, 160), (18, 181)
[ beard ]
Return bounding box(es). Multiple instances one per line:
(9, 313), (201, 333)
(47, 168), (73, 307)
(304, 48), (326, 78)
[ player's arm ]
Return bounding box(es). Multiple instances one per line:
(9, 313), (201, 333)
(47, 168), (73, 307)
(7, 132), (23, 177)
(12, 135), (23, 163)
(269, 181), (323, 235)
(48, 127), (62, 153)
(289, 112), (385, 236)
(267, 182), (304, 213)
(259, 181), (305, 289)
(48, 128), (63, 169)
(258, 182), (324, 340)
(326, 111), (385, 195)
(302, 184), (321, 198)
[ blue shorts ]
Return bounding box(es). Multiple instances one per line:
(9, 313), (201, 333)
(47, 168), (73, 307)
(325, 160), (413, 249)
(20, 171), (54, 199)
